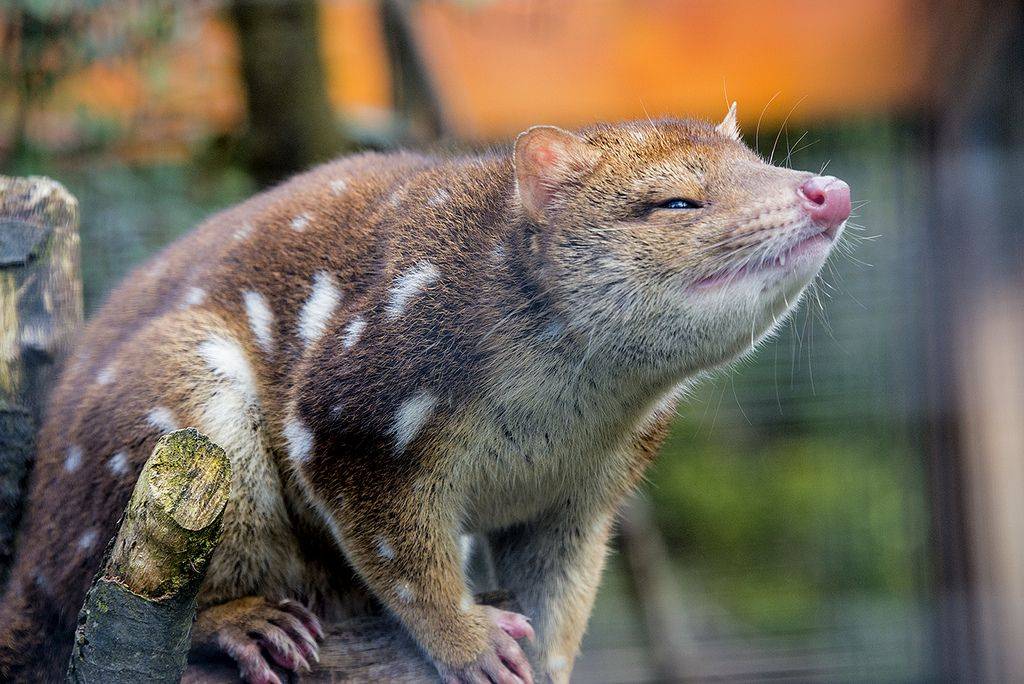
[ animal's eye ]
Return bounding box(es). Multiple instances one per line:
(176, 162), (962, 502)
(657, 198), (702, 210)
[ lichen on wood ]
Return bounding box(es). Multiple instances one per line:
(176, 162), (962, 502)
(66, 428), (231, 684)
(106, 428), (231, 599)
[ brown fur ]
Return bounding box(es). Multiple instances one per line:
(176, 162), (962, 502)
(0, 115), (840, 683)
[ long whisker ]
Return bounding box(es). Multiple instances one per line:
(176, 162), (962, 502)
(688, 235), (764, 263)
(769, 96), (808, 165)
(783, 130), (809, 168)
(756, 91), (781, 157)
(787, 137), (819, 161)
(637, 98), (668, 145)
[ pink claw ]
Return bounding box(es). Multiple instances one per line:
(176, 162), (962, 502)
(494, 609), (535, 642)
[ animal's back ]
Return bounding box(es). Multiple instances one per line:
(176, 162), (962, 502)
(0, 148), (466, 681)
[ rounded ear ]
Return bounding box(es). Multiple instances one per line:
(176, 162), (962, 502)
(514, 125), (601, 224)
(715, 102), (741, 142)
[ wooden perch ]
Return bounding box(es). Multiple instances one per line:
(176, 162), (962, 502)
(0, 174), (82, 589)
(66, 428), (231, 684)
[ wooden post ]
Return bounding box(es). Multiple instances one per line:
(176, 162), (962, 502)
(0, 175), (82, 588)
(66, 428), (231, 684)
(956, 285), (1024, 681)
(920, 2), (1022, 679)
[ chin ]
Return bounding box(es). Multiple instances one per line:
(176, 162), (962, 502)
(679, 262), (830, 371)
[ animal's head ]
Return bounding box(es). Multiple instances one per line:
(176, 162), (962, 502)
(514, 105), (850, 379)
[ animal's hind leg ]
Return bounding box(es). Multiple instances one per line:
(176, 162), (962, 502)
(121, 309), (324, 680)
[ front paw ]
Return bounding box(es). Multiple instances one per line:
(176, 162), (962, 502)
(437, 606), (535, 684)
(191, 596), (325, 684)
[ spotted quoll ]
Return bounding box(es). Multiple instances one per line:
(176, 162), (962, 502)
(0, 106), (850, 683)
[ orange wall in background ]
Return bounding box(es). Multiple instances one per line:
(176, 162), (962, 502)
(412, 0), (931, 137)
(29, 0), (931, 157)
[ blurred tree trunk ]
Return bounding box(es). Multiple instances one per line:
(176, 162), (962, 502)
(379, 0), (448, 145)
(228, 0), (349, 187)
(618, 497), (703, 681)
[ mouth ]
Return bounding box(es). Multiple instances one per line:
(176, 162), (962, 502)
(691, 226), (837, 290)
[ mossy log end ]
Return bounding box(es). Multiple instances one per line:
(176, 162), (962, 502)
(66, 429), (231, 684)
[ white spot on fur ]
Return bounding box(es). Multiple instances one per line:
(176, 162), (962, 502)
(630, 129), (646, 143)
(244, 290), (274, 354)
(538, 321), (564, 342)
(302, 488), (346, 549)
(182, 286), (206, 308)
(96, 364), (115, 385)
(146, 406), (179, 434)
(388, 185), (406, 207)
(148, 258), (170, 281)
(386, 262), (439, 320)
(234, 221), (254, 240)
(284, 419), (314, 463)
(64, 445), (83, 473)
(490, 245), (505, 263)
(376, 537), (396, 560)
(460, 594), (474, 612)
(290, 213), (311, 231)
(428, 188), (450, 206)
(548, 654), (568, 673)
(198, 335), (257, 397)
(108, 451), (130, 476)
(77, 529), (98, 550)
(298, 272), (342, 346)
(193, 350), (306, 597)
(342, 317), (366, 349)
(390, 391), (437, 452)
(330, 178), (348, 193)
(460, 534), (474, 569)
(395, 581), (415, 603)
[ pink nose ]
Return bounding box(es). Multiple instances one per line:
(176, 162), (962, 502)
(798, 175), (851, 235)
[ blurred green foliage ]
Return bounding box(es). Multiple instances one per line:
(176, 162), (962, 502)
(648, 410), (925, 634)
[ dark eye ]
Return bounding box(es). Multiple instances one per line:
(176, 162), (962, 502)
(658, 198), (702, 210)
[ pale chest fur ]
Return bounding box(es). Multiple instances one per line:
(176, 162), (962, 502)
(443, 344), (681, 532)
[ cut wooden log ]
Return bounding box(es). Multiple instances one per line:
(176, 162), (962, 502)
(0, 174), (82, 589)
(66, 428), (231, 684)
